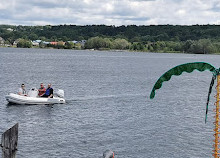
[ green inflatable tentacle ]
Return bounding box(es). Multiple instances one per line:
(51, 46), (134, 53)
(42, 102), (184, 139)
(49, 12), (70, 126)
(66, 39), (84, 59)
(205, 75), (216, 123)
(150, 62), (216, 99)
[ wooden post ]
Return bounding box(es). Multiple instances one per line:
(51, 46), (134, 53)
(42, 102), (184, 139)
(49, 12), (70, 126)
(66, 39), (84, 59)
(214, 75), (220, 158)
(1, 123), (18, 158)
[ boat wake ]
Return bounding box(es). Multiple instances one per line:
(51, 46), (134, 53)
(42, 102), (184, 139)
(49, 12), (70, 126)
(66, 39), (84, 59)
(67, 93), (145, 102)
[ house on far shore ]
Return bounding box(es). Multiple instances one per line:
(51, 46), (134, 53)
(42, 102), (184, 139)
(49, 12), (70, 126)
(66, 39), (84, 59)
(50, 41), (58, 45)
(6, 28), (13, 32)
(0, 37), (5, 45)
(43, 41), (50, 45)
(50, 41), (65, 45)
(69, 40), (86, 47)
(32, 40), (42, 46)
(80, 40), (86, 47)
(32, 41), (39, 46)
(13, 39), (20, 47)
(71, 40), (78, 44)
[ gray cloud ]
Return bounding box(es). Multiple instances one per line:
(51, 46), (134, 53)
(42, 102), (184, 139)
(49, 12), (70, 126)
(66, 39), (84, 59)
(0, 0), (220, 25)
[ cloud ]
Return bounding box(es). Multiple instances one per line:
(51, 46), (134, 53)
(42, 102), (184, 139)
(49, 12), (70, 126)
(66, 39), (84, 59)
(0, 0), (220, 26)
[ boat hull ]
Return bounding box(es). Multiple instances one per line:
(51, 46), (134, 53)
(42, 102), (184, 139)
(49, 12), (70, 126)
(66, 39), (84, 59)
(5, 93), (65, 105)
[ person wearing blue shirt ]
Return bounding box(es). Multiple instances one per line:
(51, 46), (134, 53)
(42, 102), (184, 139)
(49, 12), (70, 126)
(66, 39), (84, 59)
(41, 84), (53, 98)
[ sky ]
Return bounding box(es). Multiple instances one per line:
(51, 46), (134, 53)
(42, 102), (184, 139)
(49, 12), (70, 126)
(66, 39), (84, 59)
(1, 0), (220, 26)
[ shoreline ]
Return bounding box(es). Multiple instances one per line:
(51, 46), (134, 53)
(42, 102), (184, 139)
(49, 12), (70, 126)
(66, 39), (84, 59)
(1, 46), (219, 55)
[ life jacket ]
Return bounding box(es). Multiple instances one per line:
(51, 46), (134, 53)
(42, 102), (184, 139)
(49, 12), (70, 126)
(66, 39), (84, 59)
(45, 88), (52, 95)
(38, 87), (46, 96)
(22, 89), (26, 94)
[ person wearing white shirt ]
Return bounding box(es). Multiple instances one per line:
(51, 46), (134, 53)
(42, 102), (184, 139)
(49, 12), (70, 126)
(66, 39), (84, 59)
(18, 84), (27, 96)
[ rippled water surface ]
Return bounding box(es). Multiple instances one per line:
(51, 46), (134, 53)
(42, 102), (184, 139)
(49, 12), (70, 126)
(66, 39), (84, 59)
(0, 48), (220, 157)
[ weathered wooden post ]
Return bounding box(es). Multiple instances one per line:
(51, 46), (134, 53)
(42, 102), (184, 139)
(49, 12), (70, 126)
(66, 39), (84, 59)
(0, 123), (18, 158)
(213, 75), (220, 158)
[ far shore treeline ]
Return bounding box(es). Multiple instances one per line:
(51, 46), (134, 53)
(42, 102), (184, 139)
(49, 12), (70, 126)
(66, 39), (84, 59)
(1, 24), (220, 54)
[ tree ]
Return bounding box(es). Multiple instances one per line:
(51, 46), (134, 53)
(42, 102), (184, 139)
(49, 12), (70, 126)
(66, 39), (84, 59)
(183, 40), (194, 53)
(29, 33), (38, 40)
(186, 39), (215, 54)
(130, 42), (145, 51)
(65, 41), (74, 49)
(199, 39), (215, 54)
(39, 36), (47, 41)
(113, 38), (130, 50)
(84, 37), (112, 49)
(165, 41), (183, 52)
(56, 41), (65, 49)
(39, 41), (46, 48)
(17, 39), (32, 48)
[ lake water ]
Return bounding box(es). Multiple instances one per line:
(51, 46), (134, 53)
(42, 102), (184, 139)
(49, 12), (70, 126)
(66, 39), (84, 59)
(0, 48), (219, 158)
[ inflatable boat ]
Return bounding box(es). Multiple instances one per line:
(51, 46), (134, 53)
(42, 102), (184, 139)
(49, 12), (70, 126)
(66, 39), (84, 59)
(6, 88), (66, 105)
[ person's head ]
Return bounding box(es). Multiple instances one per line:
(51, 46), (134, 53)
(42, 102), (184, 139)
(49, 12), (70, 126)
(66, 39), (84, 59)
(103, 150), (114, 158)
(40, 83), (44, 88)
(21, 84), (25, 89)
(48, 84), (51, 88)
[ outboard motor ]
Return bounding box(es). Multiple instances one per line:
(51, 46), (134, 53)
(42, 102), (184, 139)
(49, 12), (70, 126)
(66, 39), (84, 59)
(55, 89), (65, 98)
(28, 88), (38, 97)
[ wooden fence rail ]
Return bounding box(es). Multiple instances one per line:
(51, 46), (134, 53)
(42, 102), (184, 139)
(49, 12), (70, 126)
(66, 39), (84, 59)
(1, 123), (18, 158)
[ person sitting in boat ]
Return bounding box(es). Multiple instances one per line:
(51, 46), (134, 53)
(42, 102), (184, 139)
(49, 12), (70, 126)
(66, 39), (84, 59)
(18, 84), (27, 96)
(41, 84), (53, 98)
(38, 83), (46, 96)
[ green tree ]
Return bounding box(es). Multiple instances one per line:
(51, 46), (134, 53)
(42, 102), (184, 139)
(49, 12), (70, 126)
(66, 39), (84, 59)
(75, 43), (82, 49)
(56, 41), (65, 49)
(183, 40), (194, 53)
(85, 37), (112, 49)
(187, 39), (215, 54)
(130, 42), (145, 51)
(39, 41), (46, 48)
(39, 36), (47, 41)
(17, 39), (32, 48)
(199, 39), (215, 54)
(113, 38), (130, 50)
(29, 33), (38, 40)
(165, 41), (183, 52)
(65, 41), (74, 49)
